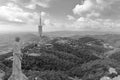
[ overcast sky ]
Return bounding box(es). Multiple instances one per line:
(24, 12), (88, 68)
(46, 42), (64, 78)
(0, 0), (120, 32)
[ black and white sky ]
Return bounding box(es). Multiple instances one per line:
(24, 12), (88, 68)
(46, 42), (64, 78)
(0, 0), (120, 32)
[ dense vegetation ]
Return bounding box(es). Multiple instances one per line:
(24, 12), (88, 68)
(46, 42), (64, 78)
(0, 36), (120, 80)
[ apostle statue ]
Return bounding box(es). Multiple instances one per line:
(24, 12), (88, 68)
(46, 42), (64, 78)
(8, 37), (28, 80)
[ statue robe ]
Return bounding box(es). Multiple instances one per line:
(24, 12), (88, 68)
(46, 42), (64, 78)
(8, 42), (28, 80)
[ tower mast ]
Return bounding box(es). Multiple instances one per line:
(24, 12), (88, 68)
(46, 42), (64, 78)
(38, 12), (43, 39)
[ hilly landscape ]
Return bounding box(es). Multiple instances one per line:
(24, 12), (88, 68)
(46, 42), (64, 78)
(0, 32), (120, 80)
(1, 31), (120, 54)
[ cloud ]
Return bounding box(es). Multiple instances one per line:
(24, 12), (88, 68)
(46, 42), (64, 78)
(2, 0), (119, 32)
(0, 3), (24, 23)
(41, 12), (47, 16)
(67, 15), (75, 20)
(44, 19), (51, 25)
(42, 16), (120, 32)
(34, 0), (51, 8)
(11, 0), (52, 9)
(42, 18), (72, 31)
(72, 0), (120, 32)
(73, 0), (94, 15)
(70, 17), (120, 31)
(73, 0), (118, 17)
(87, 11), (100, 18)
(25, 4), (36, 9)
(0, 2), (46, 24)
(38, 16), (120, 32)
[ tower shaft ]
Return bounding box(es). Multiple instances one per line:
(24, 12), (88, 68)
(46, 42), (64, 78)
(39, 25), (42, 38)
(38, 12), (43, 39)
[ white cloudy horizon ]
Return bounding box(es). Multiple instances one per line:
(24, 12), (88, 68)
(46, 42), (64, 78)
(0, 0), (120, 33)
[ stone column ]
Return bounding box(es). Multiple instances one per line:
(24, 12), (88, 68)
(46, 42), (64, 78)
(8, 37), (28, 80)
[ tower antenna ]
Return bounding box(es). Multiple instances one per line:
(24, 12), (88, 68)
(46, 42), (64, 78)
(40, 12), (42, 26)
(38, 12), (43, 39)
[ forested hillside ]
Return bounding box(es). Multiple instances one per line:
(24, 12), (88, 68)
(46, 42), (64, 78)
(0, 36), (120, 80)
